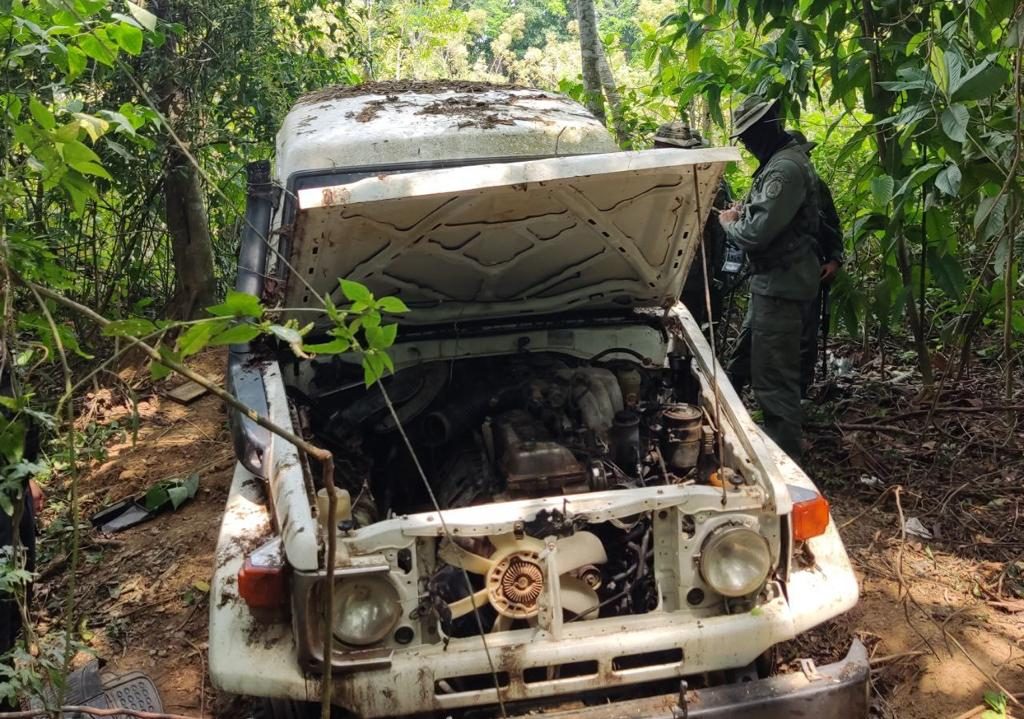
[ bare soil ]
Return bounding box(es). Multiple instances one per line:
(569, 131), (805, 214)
(30, 345), (1024, 718)
(34, 350), (236, 717)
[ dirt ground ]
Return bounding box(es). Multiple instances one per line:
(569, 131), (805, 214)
(31, 346), (1024, 718)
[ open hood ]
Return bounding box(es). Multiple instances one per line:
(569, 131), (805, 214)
(285, 147), (738, 325)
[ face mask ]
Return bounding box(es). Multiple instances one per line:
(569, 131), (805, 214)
(740, 118), (787, 164)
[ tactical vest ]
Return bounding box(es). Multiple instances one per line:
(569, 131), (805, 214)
(744, 143), (821, 275)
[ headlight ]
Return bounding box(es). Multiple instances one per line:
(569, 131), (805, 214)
(699, 526), (772, 597)
(328, 576), (401, 646)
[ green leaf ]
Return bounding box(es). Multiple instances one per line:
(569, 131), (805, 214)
(110, 22), (143, 55)
(870, 175), (894, 208)
(177, 319), (228, 358)
(102, 318), (158, 337)
(929, 44), (948, 94)
(376, 296), (409, 313)
(61, 139), (100, 165)
(366, 323), (397, 350)
(302, 338), (351, 355)
(77, 32), (116, 66)
(951, 56), (1010, 102)
(165, 472), (199, 509)
(339, 279), (373, 305)
(975, 194), (1008, 241)
(206, 291), (263, 319)
(269, 324), (303, 344)
(29, 97), (55, 131)
(126, 0), (158, 31)
(209, 323), (262, 346)
(926, 247), (965, 299)
(73, 112), (110, 142)
(934, 164), (962, 197)
(940, 104), (969, 143)
(71, 161), (113, 181)
(0, 418), (26, 463)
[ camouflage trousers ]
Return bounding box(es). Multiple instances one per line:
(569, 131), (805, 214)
(726, 293), (804, 461)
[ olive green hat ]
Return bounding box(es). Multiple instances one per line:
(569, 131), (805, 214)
(653, 121), (706, 148)
(729, 94), (779, 139)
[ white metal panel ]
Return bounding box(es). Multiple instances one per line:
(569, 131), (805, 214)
(276, 88), (617, 182)
(286, 148), (738, 325)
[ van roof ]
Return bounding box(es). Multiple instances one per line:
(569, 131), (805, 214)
(275, 83), (618, 182)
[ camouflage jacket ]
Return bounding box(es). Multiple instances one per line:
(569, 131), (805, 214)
(724, 139), (821, 301)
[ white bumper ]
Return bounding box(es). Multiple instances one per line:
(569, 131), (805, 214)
(209, 463), (858, 716)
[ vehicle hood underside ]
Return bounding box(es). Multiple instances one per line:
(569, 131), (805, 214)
(284, 148), (738, 325)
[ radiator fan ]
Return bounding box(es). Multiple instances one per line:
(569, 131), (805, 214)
(439, 532), (607, 632)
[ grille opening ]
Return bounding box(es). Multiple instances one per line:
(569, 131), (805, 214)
(523, 660), (598, 685)
(612, 647), (683, 673)
(435, 672), (510, 697)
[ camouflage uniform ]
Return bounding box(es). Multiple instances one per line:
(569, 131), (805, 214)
(725, 136), (820, 460)
(790, 133), (844, 395)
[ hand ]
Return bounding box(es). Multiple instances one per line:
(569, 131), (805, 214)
(28, 479), (44, 515)
(719, 207), (740, 226)
(820, 260), (840, 285)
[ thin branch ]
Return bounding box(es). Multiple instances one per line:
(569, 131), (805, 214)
(17, 278), (341, 719)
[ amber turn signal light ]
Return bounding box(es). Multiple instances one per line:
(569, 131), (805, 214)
(238, 559), (288, 609)
(238, 537), (288, 613)
(791, 493), (830, 541)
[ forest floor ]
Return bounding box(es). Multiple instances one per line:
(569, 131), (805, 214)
(30, 345), (1024, 719)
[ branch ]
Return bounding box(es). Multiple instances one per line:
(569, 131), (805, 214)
(18, 278), (340, 719)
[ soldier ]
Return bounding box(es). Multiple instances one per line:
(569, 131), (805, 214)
(652, 121), (733, 332)
(720, 96), (821, 461)
(0, 359), (43, 712)
(789, 130), (843, 396)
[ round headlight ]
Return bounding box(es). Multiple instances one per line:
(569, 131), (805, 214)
(328, 576), (402, 646)
(699, 526), (772, 598)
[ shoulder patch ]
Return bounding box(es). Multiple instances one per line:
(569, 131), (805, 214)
(764, 173), (785, 199)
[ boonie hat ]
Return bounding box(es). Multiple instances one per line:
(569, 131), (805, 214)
(654, 121), (706, 148)
(729, 95), (779, 139)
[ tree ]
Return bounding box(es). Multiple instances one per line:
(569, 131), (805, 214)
(575, 0), (628, 142)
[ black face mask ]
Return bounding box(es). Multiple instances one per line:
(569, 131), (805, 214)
(739, 118), (789, 165)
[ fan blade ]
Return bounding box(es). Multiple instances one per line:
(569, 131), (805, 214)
(491, 533), (544, 555)
(555, 531), (607, 573)
(448, 588), (491, 620)
(439, 542), (493, 576)
(492, 613), (513, 632)
(559, 575), (600, 619)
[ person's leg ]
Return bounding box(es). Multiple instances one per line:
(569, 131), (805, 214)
(727, 302), (753, 390)
(799, 288), (822, 397)
(750, 294), (804, 461)
(0, 491), (34, 712)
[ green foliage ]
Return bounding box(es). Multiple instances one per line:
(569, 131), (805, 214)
(142, 471), (199, 511)
(982, 690), (1008, 719)
(637, 0), (1022, 367)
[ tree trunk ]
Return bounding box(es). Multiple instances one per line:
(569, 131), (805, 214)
(595, 42), (628, 145)
(164, 149), (216, 319)
(575, 0), (606, 123)
(156, 0), (217, 320)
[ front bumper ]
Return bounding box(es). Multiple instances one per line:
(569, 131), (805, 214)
(211, 464), (862, 717)
(508, 639), (870, 719)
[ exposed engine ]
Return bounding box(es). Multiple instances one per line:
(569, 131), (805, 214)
(297, 351), (727, 634)
(303, 353), (716, 513)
